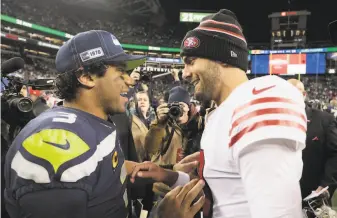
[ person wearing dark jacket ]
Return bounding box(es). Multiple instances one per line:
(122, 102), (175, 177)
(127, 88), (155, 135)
(4, 30), (149, 218)
(288, 79), (337, 199)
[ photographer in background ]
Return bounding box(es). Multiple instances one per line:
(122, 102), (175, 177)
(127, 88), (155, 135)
(145, 86), (203, 197)
(129, 69), (149, 94)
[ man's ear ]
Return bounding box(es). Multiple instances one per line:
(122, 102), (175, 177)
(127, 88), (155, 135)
(77, 73), (96, 88)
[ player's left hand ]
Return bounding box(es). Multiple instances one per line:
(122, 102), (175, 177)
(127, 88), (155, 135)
(156, 179), (205, 218)
(173, 152), (200, 174)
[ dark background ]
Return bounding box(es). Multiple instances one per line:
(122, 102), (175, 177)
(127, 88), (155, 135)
(159, 0), (336, 43)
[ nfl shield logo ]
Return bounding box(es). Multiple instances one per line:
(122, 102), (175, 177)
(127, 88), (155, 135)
(183, 37), (200, 49)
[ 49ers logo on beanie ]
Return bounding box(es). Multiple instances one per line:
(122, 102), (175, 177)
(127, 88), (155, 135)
(183, 37), (200, 49)
(180, 9), (249, 72)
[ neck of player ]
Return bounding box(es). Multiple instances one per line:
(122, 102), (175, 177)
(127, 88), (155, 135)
(63, 98), (108, 120)
(214, 68), (248, 106)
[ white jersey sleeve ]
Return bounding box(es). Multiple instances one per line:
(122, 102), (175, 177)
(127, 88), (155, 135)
(239, 143), (304, 218)
(228, 76), (307, 218)
(229, 77), (307, 160)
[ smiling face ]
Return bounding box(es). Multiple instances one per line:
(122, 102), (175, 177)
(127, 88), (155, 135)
(93, 65), (132, 114)
(182, 57), (222, 103)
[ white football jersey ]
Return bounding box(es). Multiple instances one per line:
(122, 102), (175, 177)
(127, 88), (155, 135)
(199, 75), (307, 218)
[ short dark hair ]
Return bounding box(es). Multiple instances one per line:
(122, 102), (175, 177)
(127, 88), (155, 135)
(54, 62), (110, 101)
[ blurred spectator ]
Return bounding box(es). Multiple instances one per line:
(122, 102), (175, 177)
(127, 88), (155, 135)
(288, 79), (337, 202)
(129, 91), (155, 162)
(131, 91), (156, 128)
(331, 96), (337, 107)
(145, 87), (202, 197)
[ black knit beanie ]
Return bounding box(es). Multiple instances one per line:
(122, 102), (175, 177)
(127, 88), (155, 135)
(180, 9), (249, 72)
(168, 86), (190, 105)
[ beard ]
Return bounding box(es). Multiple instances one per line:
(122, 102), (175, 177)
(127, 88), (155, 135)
(101, 96), (126, 116)
(194, 63), (220, 103)
(194, 89), (212, 103)
(105, 105), (125, 116)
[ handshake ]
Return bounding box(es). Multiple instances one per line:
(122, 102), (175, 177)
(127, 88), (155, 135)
(130, 152), (205, 218)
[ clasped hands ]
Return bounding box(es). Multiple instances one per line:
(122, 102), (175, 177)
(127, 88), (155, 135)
(130, 152), (205, 218)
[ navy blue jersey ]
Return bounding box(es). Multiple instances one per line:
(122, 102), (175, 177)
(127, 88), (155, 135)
(4, 107), (128, 218)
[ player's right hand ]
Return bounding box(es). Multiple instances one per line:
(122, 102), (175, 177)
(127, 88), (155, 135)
(156, 103), (169, 124)
(130, 161), (167, 184)
(156, 179), (205, 218)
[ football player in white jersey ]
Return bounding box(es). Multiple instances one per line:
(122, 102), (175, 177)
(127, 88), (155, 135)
(131, 9), (307, 218)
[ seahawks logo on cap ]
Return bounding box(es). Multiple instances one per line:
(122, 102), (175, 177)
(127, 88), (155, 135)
(183, 37), (200, 49)
(111, 35), (121, 46)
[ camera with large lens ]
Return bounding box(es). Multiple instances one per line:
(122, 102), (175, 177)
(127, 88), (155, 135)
(168, 102), (183, 120)
(1, 57), (54, 142)
(2, 93), (33, 114)
(1, 80), (35, 142)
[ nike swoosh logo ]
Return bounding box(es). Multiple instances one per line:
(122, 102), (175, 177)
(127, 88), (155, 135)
(43, 140), (71, 150)
(252, 85), (276, 95)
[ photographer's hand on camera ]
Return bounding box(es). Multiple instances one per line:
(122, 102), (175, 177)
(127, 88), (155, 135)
(156, 103), (170, 125)
(171, 69), (180, 82)
(141, 83), (148, 92)
(130, 70), (140, 82)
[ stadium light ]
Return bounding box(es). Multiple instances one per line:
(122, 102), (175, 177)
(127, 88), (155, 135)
(328, 69), (336, 74)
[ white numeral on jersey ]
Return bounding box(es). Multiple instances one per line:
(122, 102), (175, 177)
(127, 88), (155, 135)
(52, 112), (77, 124)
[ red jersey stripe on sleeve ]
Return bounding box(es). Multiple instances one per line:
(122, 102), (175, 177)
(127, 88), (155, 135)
(229, 120), (306, 147)
(233, 97), (300, 117)
(229, 108), (307, 136)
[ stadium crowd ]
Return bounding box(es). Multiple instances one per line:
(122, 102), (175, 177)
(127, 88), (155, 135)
(2, 51), (337, 110)
(1, 0), (182, 47)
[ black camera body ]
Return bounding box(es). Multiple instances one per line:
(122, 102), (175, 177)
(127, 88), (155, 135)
(1, 77), (35, 142)
(1, 92), (34, 123)
(1, 77), (34, 125)
(1, 76), (54, 142)
(168, 102), (184, 120)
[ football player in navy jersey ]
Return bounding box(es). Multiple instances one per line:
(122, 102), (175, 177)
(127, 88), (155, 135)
(3, 30), (178, 218)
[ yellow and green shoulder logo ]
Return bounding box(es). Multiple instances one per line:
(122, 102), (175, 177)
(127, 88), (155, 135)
(22, 129), (90, 173)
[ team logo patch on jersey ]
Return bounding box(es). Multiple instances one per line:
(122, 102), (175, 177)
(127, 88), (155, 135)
(22, 129), (90, 173)
(112, 150), (119, 169)
(79, 47), (104, 62)
(183, 37), (200, 49)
